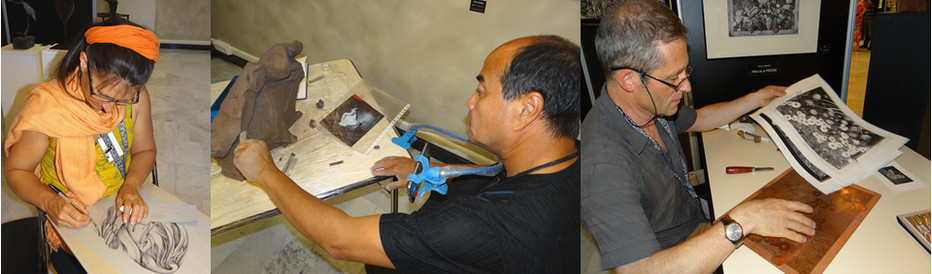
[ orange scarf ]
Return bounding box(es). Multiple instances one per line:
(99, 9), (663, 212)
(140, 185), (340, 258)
(85, 25), (160, 62)
(4, 74), (125, 205)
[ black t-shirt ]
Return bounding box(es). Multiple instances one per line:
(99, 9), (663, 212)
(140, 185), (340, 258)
(379, 160), (580, 273)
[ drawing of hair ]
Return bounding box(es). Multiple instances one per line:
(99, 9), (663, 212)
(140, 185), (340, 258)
(97, 206), (188, 273)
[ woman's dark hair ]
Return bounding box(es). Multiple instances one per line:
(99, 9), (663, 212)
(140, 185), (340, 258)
(55, 17), (156, 92)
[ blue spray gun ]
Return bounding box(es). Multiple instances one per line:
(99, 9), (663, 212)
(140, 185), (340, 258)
(392, 125), (503, 202)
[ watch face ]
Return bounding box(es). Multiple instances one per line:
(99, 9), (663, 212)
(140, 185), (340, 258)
(726, 223), (743, 242)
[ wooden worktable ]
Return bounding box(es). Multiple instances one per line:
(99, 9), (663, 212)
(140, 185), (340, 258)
(210, 59), (409, 235)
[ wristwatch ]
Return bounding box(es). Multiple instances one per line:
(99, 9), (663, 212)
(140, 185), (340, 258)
(722, 215), (744, 245)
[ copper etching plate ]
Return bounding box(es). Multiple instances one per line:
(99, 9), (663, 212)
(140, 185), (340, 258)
(738, 169), (881, 273)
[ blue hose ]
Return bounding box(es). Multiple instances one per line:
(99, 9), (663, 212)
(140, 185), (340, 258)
(440, 163), (503, 178)
(409, 125), (469, 142)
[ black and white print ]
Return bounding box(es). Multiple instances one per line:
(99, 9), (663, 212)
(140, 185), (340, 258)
(728, 0), (799, 37)
(751, 74), (908, 194)
(320, 94), (384, 147)
(776, 87), (883, 170)
(878, 166), (913, 185)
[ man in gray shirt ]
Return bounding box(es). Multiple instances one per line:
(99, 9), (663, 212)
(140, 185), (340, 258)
(581, 0), (818, 272)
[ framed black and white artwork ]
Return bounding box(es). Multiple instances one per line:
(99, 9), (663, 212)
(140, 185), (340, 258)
(703, 0), (821, 59)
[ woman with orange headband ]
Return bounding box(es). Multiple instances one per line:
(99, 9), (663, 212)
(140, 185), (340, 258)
(3, 18), (159, 252)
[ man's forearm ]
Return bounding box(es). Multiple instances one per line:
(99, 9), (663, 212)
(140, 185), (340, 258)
(255, 169), (394, 268)
(615, 222), (736, 274)
(689, 96), (759, 132)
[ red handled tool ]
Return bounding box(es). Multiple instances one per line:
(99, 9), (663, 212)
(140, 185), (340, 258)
(726, 166), (775, 174)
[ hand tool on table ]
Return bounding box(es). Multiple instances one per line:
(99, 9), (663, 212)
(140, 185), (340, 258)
(726, 166), (775, 174)
(282, 153), (297, 176)
(48, 184), (97, 228)
(737, 130), (770, 143)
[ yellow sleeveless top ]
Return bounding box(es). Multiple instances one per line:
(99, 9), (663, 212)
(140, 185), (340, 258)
(39, 105), (134, 198)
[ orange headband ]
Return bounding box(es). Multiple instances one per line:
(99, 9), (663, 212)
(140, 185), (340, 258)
(85, 25), (160, 62)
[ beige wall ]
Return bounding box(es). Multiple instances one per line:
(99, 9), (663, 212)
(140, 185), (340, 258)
(97, 0), (210, 43)
(156, 0), (210, 42)
(212, 0), (580, 134)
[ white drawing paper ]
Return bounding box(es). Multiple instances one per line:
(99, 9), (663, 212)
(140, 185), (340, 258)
(54, 185), (209, 273)
(750, 74), (908, 194)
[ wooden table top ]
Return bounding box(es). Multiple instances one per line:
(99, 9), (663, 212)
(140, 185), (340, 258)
(210, 59), (410, 234)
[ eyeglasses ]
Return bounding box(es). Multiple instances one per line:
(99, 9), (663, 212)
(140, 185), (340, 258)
(611, 66), (693, 91)
(88, 73), (140, 105)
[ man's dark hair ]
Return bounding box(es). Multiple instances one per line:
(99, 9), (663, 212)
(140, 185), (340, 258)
(56, 17), (156, 92)
(594, 0), (687, 79)
(501, 35), (581, 138)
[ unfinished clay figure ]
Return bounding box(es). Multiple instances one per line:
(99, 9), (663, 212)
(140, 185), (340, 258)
(211, 41), (304, 180)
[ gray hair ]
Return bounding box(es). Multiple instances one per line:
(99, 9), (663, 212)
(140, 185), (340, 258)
(594, 0), (687, 80)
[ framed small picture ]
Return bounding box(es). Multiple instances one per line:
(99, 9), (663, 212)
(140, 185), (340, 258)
(703, 0), (821, 59)
(320, 94), (384, 147)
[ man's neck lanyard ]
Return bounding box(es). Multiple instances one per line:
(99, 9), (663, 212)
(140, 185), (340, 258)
(482, 151), (579, 192)
(97, 120), (129, 179)
(616, 106), (697, 199)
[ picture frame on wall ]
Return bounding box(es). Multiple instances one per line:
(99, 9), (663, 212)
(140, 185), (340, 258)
(703, 0), (821, 59)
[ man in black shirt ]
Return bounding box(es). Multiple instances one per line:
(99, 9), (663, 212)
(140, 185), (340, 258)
(234, 35), (581, 272)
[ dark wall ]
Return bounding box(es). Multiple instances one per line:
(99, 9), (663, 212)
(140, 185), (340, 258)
(581, 19), (603, 121)
(681, 0), (853, 108)
(861, 12), (931, 156)
(4, 0), (94, 46)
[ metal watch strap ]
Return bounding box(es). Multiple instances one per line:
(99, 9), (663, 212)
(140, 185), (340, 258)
(722, 215), (745, 246)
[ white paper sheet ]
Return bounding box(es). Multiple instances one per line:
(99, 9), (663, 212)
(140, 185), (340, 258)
(750, 74), (908, 194)
(54, 185), (209, 273)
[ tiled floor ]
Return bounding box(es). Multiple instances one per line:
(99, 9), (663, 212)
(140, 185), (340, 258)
(1, 48), (212, 221)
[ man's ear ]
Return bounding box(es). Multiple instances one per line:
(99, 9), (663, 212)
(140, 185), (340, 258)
(512, 91), (544, 131)
(614, 70), (640, 93)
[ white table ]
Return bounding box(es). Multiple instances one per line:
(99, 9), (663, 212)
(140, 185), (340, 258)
(703, 127), (931, 273)
(209, 59), (410, 235)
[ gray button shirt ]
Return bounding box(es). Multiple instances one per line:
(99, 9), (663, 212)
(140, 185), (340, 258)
(581, 88), (706, 270)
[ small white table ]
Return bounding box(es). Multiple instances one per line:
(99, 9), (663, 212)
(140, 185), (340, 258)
(703, 127), (931, 273)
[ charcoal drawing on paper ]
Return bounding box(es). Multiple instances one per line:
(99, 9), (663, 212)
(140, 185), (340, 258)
(96, 206), (189, 273)
(775, 87), (883, 170)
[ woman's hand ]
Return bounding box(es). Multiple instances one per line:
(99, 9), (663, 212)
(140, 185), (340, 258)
(115, 184), (148, 225)
(45, 195), (90, 229)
